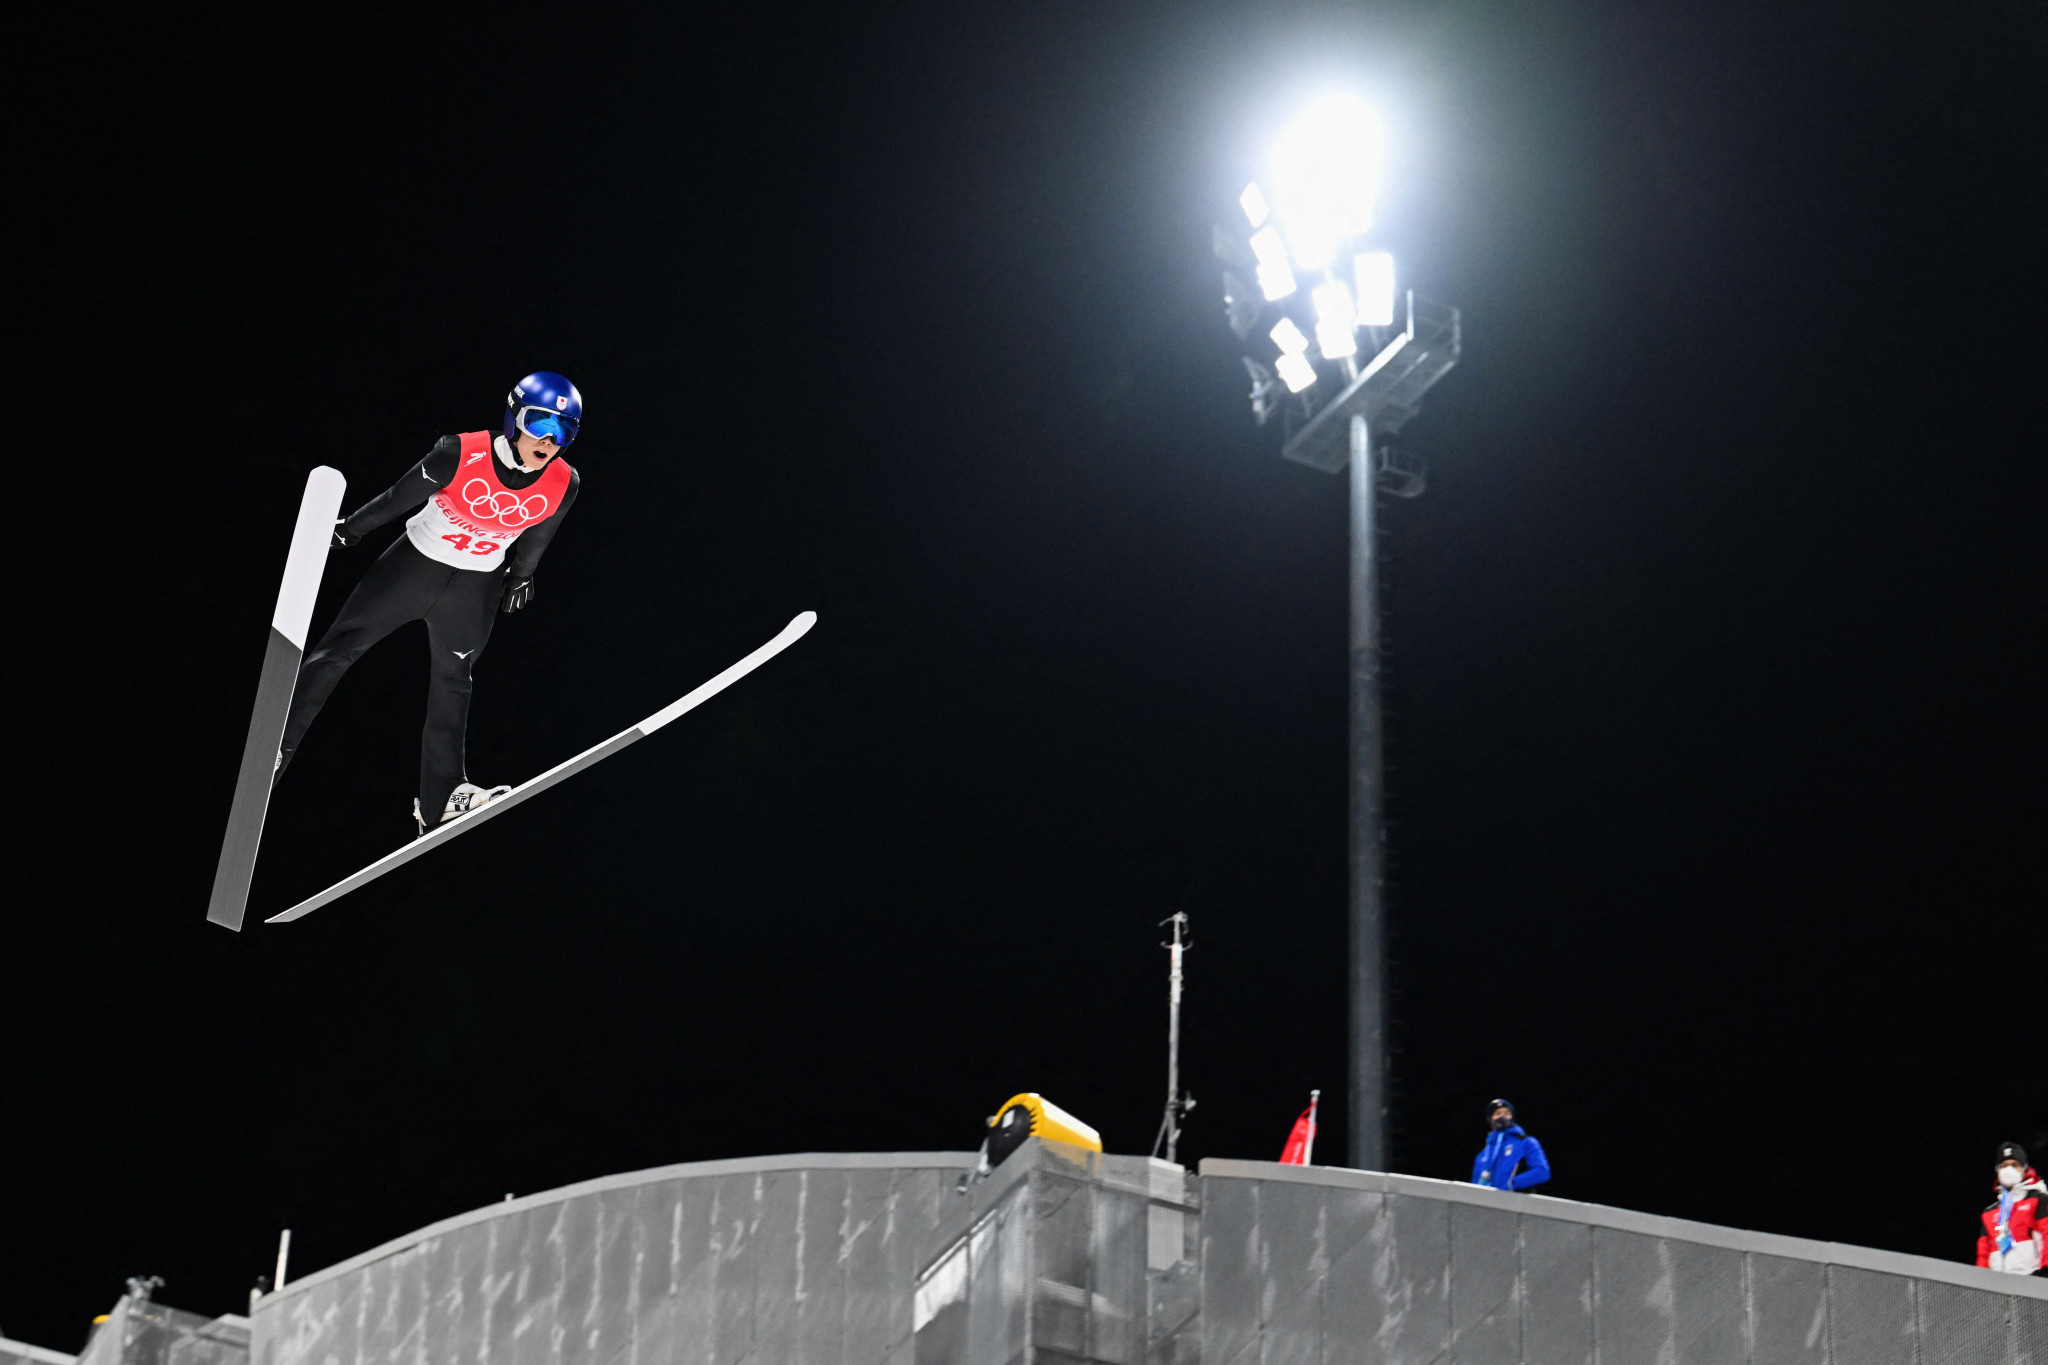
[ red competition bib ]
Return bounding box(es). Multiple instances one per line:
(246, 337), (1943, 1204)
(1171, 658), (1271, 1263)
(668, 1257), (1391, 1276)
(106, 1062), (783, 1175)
(405, 431), (573, 571)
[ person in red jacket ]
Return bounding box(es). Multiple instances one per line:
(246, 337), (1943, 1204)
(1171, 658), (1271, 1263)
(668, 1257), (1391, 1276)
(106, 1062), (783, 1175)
(1976, 1141), (2045, 1275)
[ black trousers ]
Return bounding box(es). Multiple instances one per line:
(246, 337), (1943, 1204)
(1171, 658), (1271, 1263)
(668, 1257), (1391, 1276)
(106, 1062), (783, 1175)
(278, 537), (503, 817)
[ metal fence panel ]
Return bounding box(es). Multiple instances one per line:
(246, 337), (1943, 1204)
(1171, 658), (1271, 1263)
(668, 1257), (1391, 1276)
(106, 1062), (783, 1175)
(1322, 1186), (1381, 1278)
(798, 1169), (850, 1365)
(1257, 1179), (1329, 1332)
(1378, 1193), (1451, 1365)
(1198, 1177), (1259, 1365)
(1257, 1179), (1325, 1365)
(419, 1227), (475, 1365)
(1746, 1250), (1827, 1365)
(843, 1169), (904, 1359)
(1318, 1192), (1391, 1364)
(1447, 1201), (1519, 1365)
(672, 1178), (720, 1365)
(164, 1332), (247, 1365)
(1519, 1213), (1592, 1365)
(1149, 1253), (1200, 1351)
(1263, 1278), (1321, 1365)
(380, 1238), (431, 1361)
(1091, 1182), (1148, 1365)
(477, 1206), (524, 1361)
(2015, 1293), (2046, 1365)
(1590, 1228), (1672, 1365)
(633, 1180), (683, 1365)
(323, 1256), (364, 1365)
(1033, 1178), (1093, 1357)
(589, 1185), (637, 1365)
(1825, 1266), (1917, 1365)
(711, 1173), (761, 1365)
(754, 1171), (804, 1365)
(556, 1187), (601, 1360)
(976, 1185), (1032, 1364)
(164, 1337), (243, 1365)
(513, 1198), (566, 1365)
(1668, 1238), (1745, 1365)
(899, 1172), (955, 1354)
(1917, 1276), (2011, 1365)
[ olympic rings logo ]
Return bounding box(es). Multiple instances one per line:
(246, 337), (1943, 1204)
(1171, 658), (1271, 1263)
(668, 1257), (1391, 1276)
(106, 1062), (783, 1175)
(460, 479), (550, 528)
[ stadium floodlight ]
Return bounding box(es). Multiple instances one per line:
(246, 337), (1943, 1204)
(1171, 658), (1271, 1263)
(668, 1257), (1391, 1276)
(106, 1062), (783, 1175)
(1276, 353), (1318, 393)
(1267, 95), (1381, 271)
(1354, 251), (1396, 328)
(1210, 94), (1464, 1178)
(1239, 182), (1271, 229)
(1270, 319), (1317, 392)
(1312, 281), (1359, 360)
(1249, 225), (1297, 300)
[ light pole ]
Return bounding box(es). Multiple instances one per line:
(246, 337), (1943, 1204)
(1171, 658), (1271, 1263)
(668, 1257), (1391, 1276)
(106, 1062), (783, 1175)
(1214, 96), (1461, 1170)
(1152, 911), (1195, 1164)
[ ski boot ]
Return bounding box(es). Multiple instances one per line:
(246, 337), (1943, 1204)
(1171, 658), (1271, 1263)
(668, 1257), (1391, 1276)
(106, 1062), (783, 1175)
(413, 782), (514, 837)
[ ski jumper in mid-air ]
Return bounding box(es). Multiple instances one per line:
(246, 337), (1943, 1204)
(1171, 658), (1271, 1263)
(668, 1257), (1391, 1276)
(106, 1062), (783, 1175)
(276, 372), (584, 835)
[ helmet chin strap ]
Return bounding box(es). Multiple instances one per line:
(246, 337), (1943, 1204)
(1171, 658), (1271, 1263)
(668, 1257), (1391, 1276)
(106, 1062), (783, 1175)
(495, 434), (540, 473)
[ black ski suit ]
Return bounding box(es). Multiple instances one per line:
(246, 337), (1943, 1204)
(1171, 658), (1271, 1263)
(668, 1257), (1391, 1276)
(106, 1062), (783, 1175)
(276, 435), (580, 820)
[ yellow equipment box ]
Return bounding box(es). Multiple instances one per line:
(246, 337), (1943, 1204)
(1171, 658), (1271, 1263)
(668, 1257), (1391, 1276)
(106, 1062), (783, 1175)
(986, 1093), (1103, 1169)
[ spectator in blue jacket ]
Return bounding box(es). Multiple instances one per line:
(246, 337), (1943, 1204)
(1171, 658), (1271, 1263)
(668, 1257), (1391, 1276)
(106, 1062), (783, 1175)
(1471, 1098), (1551, 1192)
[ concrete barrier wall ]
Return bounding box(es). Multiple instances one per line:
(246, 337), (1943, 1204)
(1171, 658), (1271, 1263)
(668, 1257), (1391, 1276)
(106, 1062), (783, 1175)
(250, 1153), (976, 1365)
(1198, 1158), (2048, 1365)
(911, 1141), (1200, 1365)
(0, 1337), (77, 1365)
(68, 1297), (245, 1365)
(245, 1149), (2047, 1363)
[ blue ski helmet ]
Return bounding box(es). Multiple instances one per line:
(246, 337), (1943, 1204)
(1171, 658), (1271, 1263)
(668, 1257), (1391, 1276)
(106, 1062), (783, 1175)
(504, 372), (584, 450)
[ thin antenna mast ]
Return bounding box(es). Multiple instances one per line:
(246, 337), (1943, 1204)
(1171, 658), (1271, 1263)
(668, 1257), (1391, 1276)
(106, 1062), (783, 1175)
(1151, 912), (1196, 1162)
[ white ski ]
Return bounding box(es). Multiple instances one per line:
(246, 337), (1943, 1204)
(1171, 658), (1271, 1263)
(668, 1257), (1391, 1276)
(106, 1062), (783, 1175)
(207, 466), (348, 932)
(265, 610), (818, 924)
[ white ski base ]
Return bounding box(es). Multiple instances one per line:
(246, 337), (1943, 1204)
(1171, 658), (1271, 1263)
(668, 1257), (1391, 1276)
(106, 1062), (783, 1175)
(207, 466), (346, 931)
(266, 610), (817, 924)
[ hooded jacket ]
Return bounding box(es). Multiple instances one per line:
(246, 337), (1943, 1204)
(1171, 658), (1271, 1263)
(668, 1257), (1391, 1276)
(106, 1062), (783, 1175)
(1977, 1166), (2046, 1274)
(1471, 1123), (1551, 1192)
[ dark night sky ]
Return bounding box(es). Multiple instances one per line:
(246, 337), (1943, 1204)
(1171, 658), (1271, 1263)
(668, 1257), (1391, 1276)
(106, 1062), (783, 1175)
(10, 0), (2041, 1346)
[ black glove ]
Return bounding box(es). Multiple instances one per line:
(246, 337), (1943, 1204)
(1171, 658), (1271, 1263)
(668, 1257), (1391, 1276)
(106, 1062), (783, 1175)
(501, 575), (537, 613)
(332, 519), (362, 548)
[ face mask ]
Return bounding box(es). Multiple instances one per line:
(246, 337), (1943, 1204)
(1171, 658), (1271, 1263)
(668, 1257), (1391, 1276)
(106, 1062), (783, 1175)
(1998, 1166), (2023, 1188)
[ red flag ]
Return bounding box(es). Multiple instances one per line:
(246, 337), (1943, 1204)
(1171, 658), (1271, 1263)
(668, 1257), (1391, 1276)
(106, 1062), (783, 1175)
(1279, 1090), (1321, 1166)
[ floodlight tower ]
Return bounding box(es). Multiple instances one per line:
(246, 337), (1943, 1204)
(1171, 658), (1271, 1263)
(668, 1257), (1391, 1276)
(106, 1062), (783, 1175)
(1215, 96), (1461, 1171)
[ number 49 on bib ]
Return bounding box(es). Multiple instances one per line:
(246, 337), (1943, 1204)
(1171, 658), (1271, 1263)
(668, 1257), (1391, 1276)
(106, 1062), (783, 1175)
(442, 533), (503, 556)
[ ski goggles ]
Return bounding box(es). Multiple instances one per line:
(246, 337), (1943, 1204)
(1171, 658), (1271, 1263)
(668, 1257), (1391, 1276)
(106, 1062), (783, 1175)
(513, 405), (579, 447)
